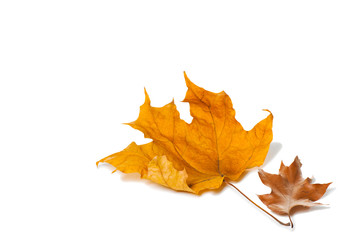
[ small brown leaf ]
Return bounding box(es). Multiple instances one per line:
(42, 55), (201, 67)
(258, 156), (331, 227)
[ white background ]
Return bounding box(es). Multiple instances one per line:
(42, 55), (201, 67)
(1, 1), (360, 239)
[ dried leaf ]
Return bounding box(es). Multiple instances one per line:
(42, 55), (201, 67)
(258, 156), (331, 225)
(144, 156), (194, 193)
(97, 72), (273, 194)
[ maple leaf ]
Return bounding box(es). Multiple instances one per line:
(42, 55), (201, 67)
(97, 72), (273, 194)
(258, 156), (332, 227)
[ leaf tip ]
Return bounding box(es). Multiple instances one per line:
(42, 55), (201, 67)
(183, 71), (191, 86)
(262, 109), (273, 117)
(293, 155), (302, 168)
(123, 121), (135, 127)
(258, 168), (265, 176)
(143, 87), (151, 104)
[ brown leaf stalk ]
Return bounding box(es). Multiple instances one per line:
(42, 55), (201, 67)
(288, 214), (294, 228)
(224, 179), (291, 227)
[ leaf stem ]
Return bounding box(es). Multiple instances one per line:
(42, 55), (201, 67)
(224, 179), (290, 227)
(288, 214), (294, 228)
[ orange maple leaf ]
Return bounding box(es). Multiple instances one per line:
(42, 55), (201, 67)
(97, 72), (273, 194)
(258, 156), (332, 227)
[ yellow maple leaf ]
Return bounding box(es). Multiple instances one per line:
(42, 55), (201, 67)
(97, 72), (273, 194)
